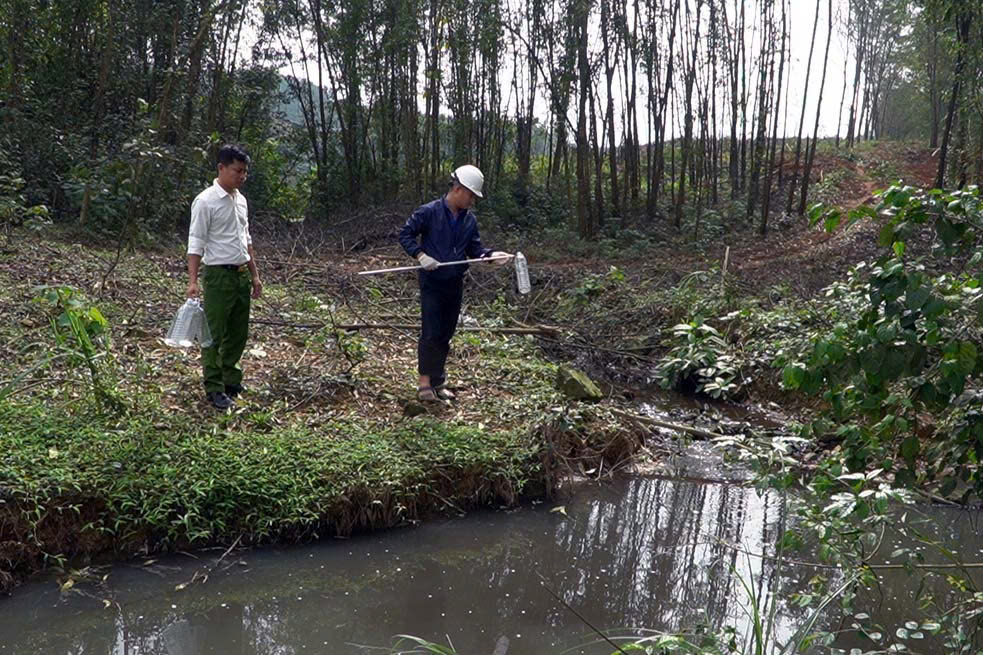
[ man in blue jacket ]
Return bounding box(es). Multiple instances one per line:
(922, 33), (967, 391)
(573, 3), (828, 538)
(399, 165), (511, 401)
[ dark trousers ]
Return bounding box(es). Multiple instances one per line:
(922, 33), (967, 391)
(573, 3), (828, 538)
(202, 266), (252, 393)
(418, 274), (464, 387)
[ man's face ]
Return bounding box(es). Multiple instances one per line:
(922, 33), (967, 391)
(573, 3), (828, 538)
(218, 160), (248, 191)
(451, 184), (476, 209)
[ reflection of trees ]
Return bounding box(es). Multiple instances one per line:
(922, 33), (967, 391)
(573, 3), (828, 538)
(6, 479), (839, 653)
(546, 478), (763, 631)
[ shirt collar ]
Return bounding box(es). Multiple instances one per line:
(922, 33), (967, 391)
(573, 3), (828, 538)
(441, 195), (466, 220)
(212, 178), (237, 199)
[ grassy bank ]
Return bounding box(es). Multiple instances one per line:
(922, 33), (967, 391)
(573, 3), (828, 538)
(0, 354), (642, 594)
(0, 230), (647, 592)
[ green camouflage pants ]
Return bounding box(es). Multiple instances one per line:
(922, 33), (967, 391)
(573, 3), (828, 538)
(201, 265), (251, 393)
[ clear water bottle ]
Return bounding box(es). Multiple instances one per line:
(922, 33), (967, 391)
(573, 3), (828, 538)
(514, 251), (531, 295)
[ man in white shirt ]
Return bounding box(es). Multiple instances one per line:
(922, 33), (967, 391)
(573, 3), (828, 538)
(186, 145), (263, 409)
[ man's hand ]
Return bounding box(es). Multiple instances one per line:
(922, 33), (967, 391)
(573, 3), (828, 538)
(186, 280), (200, 298)
(417, 253), (439, 271)
(251, 276), (263, 299)
(488, 251), (513, 266)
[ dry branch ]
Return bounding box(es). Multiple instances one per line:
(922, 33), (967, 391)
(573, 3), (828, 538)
(249, 319), (560, 336)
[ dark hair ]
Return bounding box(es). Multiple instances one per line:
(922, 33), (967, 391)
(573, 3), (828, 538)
(217, 144), (250, 167)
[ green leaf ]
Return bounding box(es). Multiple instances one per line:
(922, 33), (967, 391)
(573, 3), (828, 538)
(901, 436), (920, 467)
(937, 219), (958, 247)
(882, 348), (907, 380)
(956, 341), (978, 376)
(879, 223), (896, 247)
(783, 364), (806, 390)
(923, 297), (946, 320)
(893, 241), (905, 258)
(905, 286), (930, 311)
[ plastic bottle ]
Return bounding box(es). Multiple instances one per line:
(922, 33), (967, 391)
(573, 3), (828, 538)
(514, 251), (531, 295)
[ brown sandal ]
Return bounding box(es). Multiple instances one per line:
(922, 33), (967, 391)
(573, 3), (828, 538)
(417, 386), (437, 402)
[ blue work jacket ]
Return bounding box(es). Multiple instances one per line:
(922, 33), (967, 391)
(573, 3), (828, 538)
(398, 197), (492, 280)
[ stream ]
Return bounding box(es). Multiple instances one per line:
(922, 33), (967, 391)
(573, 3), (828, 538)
(3, 429), (983, 654)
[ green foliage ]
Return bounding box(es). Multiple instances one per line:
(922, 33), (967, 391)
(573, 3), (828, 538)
(0, 145), (49, 237)
(656, 319), (744, 399)
(662, 270), (729, 330)
(483, 175), (573, 231)
(33, 285), (124, 413)
(797, 185), (983, 496)
(0, 398), (542, 560)
(564, 266), (627, 306)
(62, 114), (192, 238)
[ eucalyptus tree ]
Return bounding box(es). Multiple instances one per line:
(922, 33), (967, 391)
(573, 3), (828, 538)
(599, 0), (621, 218)
(261, 0), (336, 198)
(932, 0), (979, 188)
(619, 0), (642, 207)
(510, 0), (543, 198)
(785, 0), (824, 216)
(799, 0), (835, 216)
(574, 0), (594, 239)
(745, 0), (774, 222)
(758, 0), (787, 235)
(673, 0), (701, 230)
(641, 0), (668, 219)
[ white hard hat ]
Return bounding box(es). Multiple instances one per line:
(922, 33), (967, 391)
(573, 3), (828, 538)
(452, 164), (484, 198)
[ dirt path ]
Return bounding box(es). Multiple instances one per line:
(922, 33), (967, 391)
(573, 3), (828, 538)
(719, 145), (938, 296)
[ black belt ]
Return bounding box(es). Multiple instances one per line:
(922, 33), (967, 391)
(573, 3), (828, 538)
(211, 263), (248, 271)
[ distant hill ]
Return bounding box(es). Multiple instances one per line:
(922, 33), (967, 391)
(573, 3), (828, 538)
(276, 76), (328, 126)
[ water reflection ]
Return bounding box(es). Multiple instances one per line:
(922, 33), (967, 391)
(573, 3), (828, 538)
(1, 476), (825, 654)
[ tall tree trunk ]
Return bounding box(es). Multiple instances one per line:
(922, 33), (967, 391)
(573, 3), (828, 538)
(786, 0), (823, 214)
(935, 7), (972, 189)
(674, 0), (701, 230)
(575, 0), (594, 239)
(799, 0), (834, 215)
(402, 0), (421, 199)
(600, 0), (620, 218)
(654, 0), (680, 209)
(746, 0), (772, 222)
(928, 22), (940, 148)
(845, 0), (868, 148)
(722, 0), (740, 199)
(516, 0), (541, 200)
(759, 0), (786, 235)
(835, 30), (849, 148)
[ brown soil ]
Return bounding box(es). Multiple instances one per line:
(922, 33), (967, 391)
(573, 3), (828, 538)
(701, 144), (938, 297)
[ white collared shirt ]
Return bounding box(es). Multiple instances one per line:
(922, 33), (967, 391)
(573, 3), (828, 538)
(187, 179), (252, 265)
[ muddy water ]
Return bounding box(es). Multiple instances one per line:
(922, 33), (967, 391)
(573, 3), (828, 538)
(2, 464), (981, 654)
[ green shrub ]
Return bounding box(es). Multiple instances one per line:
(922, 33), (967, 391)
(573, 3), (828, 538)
(656, 319), (744, 399)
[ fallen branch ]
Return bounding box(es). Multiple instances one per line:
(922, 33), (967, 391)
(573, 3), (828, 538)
(336, 324), (559, 335)
(537, 336), (655, 363)
(610, 407), (727, 441)
(250, 319), (560, 336)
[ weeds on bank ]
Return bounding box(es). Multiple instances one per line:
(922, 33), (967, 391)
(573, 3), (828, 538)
(0, 397), (543, 567)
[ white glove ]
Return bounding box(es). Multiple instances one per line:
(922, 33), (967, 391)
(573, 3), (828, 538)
(417, 252), (439, 271)
(488, 251), (512, 266)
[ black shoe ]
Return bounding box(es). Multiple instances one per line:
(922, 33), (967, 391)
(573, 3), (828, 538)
(207, 391), (233, 409)
(225, 383), (244, 398)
